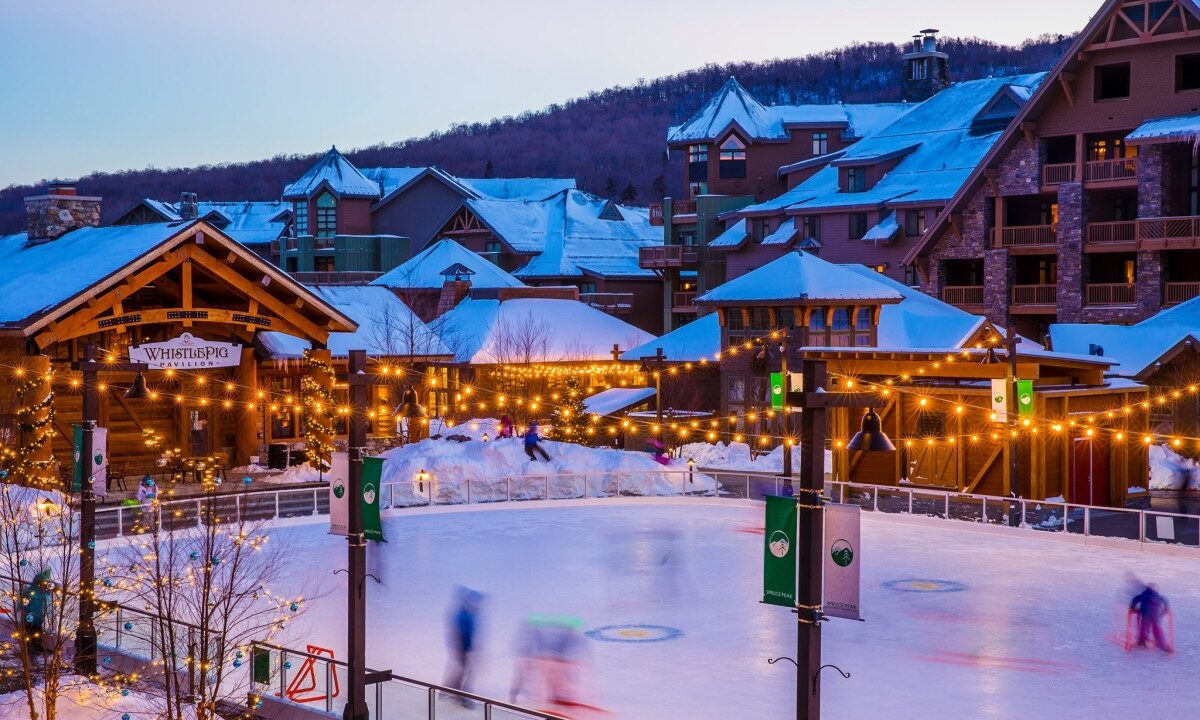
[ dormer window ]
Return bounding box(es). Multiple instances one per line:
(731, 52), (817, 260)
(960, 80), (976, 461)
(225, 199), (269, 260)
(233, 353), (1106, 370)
(293, 200), (308, 236)
(719, 136), (747, 179)
(315, 192), (337, 239)
(812, 132), (829, 156)
(846, 168), (866, 193)
(688, 144), (708, 183)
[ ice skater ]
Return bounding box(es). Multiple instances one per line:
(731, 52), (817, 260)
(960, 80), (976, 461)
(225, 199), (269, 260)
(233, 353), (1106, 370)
(525, 421), (551, 462)
(645, 437), (670, 466)
(499, 414), (515, 439)
(445, 587), (484, 700)
(1127, 583), (1174, 653)
(136, 474), (157, 507)
(19, 568), (52, 659)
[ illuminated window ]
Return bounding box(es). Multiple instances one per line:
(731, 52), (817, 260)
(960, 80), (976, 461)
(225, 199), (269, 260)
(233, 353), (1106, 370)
(812, 132), (829, 156)
(315, 192), (337, 238)
(719, 136), (747, 178)
(293, 200), (308, 235)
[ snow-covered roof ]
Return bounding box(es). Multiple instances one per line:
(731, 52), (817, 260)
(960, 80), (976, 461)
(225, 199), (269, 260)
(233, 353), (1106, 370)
(667, 77), (913, 144)
(697, 251), (903, 304)
(761, 218), (798, 246)
(741, 73), (1046, 215)
(465, 190), (661, 279)
(372, 239), (524, 290)
(437, 297), (654, 364)
(259, 285), (452, 359)
(582, 387), (656, 417)
(838, 264), (987, 349)
(620, 313), (721, 363)
(358, 167), (427, 199)
(709, 219), (749, 248)
(1126, 114), (1200, 146)
(458, 177), (577, 200)
(862, 211), (900, 242)
(117, 200), (290, 246)
(1049, 295), (1200, 377)
(283, 147), (381, 199)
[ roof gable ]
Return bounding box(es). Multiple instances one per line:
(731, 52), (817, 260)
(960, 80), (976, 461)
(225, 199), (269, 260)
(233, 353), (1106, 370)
(696, 250), (904, 304)
(283, 147), (380, 199)
(372, 238), (524, 290)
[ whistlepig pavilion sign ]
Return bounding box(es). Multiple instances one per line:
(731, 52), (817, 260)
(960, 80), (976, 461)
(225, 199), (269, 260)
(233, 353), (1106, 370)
(129, 333), (242, 369)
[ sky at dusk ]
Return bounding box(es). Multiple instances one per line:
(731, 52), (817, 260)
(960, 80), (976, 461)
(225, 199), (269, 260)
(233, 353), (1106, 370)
(0, 0), (1102, 187)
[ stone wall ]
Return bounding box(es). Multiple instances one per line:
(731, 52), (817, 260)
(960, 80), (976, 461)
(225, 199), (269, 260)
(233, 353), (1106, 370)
(1137, 144), (1167, 218)
(1055, 182), (1086, 323)
(25, 195), (101, 242)
(1135, 249), (1164, 318)
(926, 187), (993, 295)
(983, 248), (1011, 327)
(997, 140), (1043, 196)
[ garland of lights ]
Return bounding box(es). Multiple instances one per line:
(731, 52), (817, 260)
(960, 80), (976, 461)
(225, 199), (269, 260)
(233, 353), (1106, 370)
(299, 350), (336, 473)
(1, 370), (57, 489)
(551, 375), (597, 446)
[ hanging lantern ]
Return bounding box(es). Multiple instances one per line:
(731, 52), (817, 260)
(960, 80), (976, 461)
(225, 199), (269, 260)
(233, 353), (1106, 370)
(396, 386), (427, 419)
(124, 372), (150, 400)
(846, 408), (896, 452)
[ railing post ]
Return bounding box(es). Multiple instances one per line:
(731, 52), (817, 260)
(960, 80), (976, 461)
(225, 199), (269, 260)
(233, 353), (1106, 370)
(279, 649), (287, 706)
(1021, 499), (1027, 528)
(907, 490), (913, 515)
(117, 508), (123, 537)
(325, 659), (333, 713)
(429, 687), (437, 719)
(507, 477), (511, 503)
(1084, 507), (1091, 537)
(982, 496), (987, 524)
(313, 488), (319, 516)
(545, 475), (551, 501)
(115, 607), (122, 648)
(944, 493), (950, 519)
(196, 500), (202, 528)
(275, 492), (280, 519)
(467, 478), (471, 505)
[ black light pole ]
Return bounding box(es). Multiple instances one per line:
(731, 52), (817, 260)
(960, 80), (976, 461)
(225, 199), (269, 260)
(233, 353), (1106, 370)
(75, 342), (98, 676)
(344, 349), (369, 720)
(780, 329), (793, 482)
(794, 359), (827, 720)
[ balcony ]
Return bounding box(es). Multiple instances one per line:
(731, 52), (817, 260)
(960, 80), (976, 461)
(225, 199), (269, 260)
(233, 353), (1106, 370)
(639, 245), (700, 269)
(994, 225), (1057, 248)
(672, 199), (697, 216)
(580, 292), (633, 315)
(1084, 157), (1137, 183)
(1042, 163), (1077, 185)
(940, 286), (984, 307)
(672, 291), (698, 313)
(1011, 284), (1057, 305)
(649, 204), (664, 226)
(1164, 282), (1200, 305)
(1137, 216), (1200, 250)
(1085, 283), (1136, 306)
(1086, 220), (1137, 245)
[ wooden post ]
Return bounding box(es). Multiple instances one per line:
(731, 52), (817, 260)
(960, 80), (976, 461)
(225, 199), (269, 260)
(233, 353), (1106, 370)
(233, 347), (258, 467)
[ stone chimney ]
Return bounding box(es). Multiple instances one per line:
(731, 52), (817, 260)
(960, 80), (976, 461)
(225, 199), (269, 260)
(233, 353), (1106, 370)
(902, 28), (951, 103)
(178, 192), (199, 220)
(25, 182), (101, 244)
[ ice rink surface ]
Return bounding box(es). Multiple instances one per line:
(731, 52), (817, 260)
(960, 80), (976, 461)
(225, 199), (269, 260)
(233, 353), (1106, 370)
(268, 499), (1200, 719)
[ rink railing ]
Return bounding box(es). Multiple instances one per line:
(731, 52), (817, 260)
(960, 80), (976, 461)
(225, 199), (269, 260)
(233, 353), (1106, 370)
(249, 639), (563, 719)
(91, 471), (1200, 551)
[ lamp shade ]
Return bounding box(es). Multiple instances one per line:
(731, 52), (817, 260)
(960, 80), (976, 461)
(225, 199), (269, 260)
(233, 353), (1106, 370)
(396, 386), (427, 419)
(124, 371), (150, 400)
(846, 408), (895, 452)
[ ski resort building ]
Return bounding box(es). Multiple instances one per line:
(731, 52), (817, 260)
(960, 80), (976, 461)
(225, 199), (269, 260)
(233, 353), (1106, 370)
(372, 239), (525, 322)
(907, 0), (1200, 344)
(112, 193), (292, 263)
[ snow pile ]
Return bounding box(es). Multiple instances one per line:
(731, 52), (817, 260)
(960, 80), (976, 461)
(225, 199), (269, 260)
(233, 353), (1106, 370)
(1148, 444), (1200, 491)
(428, 417), (504, 441)
(260, 462), (325, 485)
(678, 441), (832, 474)
(376, 434), (703, 505)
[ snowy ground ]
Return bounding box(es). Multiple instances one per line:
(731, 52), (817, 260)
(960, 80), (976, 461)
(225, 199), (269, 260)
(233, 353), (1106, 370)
(258, 500), (1200, 719)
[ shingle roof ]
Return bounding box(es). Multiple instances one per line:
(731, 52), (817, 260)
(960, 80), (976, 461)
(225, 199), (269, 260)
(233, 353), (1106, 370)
(282, 147), (381, 199)
(696, 251), (903, 304)
(372, 239), (524, 290)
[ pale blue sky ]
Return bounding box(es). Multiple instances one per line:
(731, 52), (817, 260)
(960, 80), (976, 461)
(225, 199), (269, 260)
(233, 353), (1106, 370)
(0, 0), (1100, 187)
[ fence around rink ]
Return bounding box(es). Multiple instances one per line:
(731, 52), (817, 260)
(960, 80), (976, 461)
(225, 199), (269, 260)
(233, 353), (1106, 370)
(90, 470), (1200, 551)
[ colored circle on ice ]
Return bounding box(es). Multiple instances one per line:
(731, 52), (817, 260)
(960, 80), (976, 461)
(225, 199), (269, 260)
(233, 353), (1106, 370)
(883, 578), (967, 593)
(768, 530), (790, 558)
(586, 624), (683, 643)
(830, 539), (854, 568)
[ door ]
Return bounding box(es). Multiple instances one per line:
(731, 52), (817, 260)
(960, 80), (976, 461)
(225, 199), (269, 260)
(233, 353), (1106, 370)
(1070, 436), (1110, 506)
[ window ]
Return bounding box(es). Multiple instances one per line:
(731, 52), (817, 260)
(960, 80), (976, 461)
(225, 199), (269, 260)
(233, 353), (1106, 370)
(1177, 54), (1200, 92)
(1113, 196), (1137, 221)
(1094, 63), (1131, 100)
(1039, 201), (1060, 228)
(808, 309), (826, 333)
(854, 307), (873, 346)
(846, 167), (866, 193)
(872, 264), (886, 274)
(484, 240), (502, 255)
(727, 309), (745, 331)
(812, 132), (829, 156)
(315, 192), (337, 238)
(753, 218), (772, 242)
(849, 213), (869, 240)
(904, 210), (926, 237)
(728, 378), (745, 403)
(829, 308), (852, 347)
(718, 136), (747, 179)
(580, 281), (597, 295)
(313, 256), (335, 272)
(293, 200), (308, 236)
(1088, 136), (1136, 161)
(679, 231), (698, 247)
(750, 377), (769, 404)
(903, 265), (920, 287)
(916, 411), (945, 437)
(800, 215), (821, 242)
(688, 144), (708, 182)
(777, 308), (795, 329)
(688, 181), (708, 198)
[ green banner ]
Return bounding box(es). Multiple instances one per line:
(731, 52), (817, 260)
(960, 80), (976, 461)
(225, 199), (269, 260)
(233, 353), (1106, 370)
(763, 495), (797, 607)
(770, 372), (784, 409)
(1016, 379), (1034, 418)
(252, 647), (271, 685)
(362, 456), (385, 542)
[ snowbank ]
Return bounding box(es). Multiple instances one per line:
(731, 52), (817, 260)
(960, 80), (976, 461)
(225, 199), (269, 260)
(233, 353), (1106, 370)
(678, 441), (833, 474)
(260, 463), (325, 485)
(1148, 444), (1200, 490)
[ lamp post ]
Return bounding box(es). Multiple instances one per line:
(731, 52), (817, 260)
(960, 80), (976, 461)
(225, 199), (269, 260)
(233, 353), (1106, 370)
(343, 349), (369, 720)
(687, 457), (695, 485)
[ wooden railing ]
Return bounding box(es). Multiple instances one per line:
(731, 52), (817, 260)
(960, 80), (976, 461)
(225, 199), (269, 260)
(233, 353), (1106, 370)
(648, 203), (664, 226)
(672, 199), (697, 216)
(1086, 220), (1137, 245)
(996, 225), (1056, 247)
(1138, 216), (1200, 246)
(580, 292), (633, 313)
(1011, 284), (1057, 305)
(672, 291), (698, 310)
(1164, 282), (1200, 305)
(1042, 163), (1077, 185)
(940, 286), (984, 306)
(1085, 157), (1138, 182)
(639, 245), (700, 268)
(1085, 283), (1136, 306)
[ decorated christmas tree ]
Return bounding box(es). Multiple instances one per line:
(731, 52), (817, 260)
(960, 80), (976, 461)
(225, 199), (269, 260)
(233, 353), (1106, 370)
(552, 375), (596, 446)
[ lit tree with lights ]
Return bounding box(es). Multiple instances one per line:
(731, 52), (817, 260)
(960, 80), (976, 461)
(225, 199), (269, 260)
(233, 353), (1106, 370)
(300, 349), (336, 475)
(552, 375), (598, 447)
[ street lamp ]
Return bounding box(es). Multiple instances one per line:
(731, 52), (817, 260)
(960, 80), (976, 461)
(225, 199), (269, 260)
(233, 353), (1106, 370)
(416, 469), (429, 493)
(845, 409), (896, 452)
(687, 457), (695, 484)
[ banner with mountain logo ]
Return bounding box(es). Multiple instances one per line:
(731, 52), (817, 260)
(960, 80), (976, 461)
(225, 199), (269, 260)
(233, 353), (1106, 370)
(329, 453), (384, 541)
(822, 503), (861, 620)
(763, 495), (797, 607)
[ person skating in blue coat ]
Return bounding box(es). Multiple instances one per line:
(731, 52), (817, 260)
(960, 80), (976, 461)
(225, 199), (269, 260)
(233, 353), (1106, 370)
(445, 587), (484, 702)
(1128, 583), (1173, 653)
(524, 421), (550, 462)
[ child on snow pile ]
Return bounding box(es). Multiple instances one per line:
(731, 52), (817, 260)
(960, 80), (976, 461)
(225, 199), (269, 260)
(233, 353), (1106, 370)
(1128, 583), (1173, 653)
(499, 415), (515, 439)
(645, 437), (670, 465)
(524, 421), (551, 462)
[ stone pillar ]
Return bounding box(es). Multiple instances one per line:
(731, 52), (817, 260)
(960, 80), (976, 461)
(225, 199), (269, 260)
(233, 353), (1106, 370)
(1137, 144), (1167, 218)
(1056, 182), (1086, 323)
(233, 347), (258, 467)
(983, 248), (1011, 327)
(1136, 250), (1164, 319)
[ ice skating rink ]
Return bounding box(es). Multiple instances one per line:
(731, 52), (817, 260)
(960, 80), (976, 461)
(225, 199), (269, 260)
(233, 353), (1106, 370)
(268, 499), (1200, 719)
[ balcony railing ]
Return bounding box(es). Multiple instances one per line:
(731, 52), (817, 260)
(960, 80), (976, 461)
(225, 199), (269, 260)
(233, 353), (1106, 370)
(1042, 163), (1077, 185)
(1085, 283), (1136, 306)
(580, 292), (633, 314)
(649, 203), (664, 226)
(672, 291), (698, 311)
(1086, 220), (1137, 245)
(1085, 157), (1138, 183)
(639, 245), (700, 269)
(672, 199), (697, 216)
(289, 271), (383, 285)
(1137, 216), (1200, 248)
(940, 286), (985, 306)
(996, 225), (1057, 247)
(1011, 284), (1057, 305)
(1165, 282), (1200, 305)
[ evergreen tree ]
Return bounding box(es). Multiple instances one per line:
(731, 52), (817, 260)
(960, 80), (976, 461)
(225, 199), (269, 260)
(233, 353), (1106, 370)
(620, 182), (638, 204)
(651, 175), (666, 200)
(483, 159), (494, 178)
(552, 375), (595, 446)
(604, 177), (617, 200)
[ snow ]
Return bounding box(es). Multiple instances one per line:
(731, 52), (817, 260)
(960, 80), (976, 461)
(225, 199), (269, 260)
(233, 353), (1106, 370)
(678, 440), (833, 473)
(459, 177), (577, 201)
(583, 387), (656, 417)
(1126, 113), (1200, 145)
(760, 217), (797, 246)
(122, 200), (290, 247)
(1148, 444), (1200, 491)
(258, 285), (452, 359)
(708, 219), (748, 248)
(372, 238), (524, 289)
(696, 251), (904, 304)
(1050, 297), (1200, 377)
(436, 297), (654, 364)
(261, 462), (325, 485)
(260, 500), (1200, 719)
(839, 264), (988, 349)
(861, 210), (900, 242)
(0, 678), (184, 720)
(282, 147), (380, 198)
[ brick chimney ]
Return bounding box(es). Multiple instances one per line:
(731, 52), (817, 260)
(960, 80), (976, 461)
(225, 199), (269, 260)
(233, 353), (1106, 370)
(25, 182), (101, 244)
(178, 191), (199, 220)
(436, 262), (476, 317)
